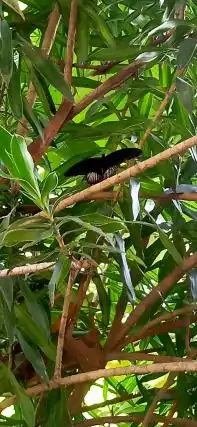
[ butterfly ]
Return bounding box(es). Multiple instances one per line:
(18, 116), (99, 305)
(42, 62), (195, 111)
(65, 147), (142, 185)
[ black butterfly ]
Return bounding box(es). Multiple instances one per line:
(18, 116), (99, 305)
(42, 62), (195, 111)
(65, 147), (142, 185)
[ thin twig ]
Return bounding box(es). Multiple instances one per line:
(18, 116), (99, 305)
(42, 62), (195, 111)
(81, 391), (141, 412)
(64, 0), (78, 84)
(139, 69), (184, 149)
(54, 267), (79, 379)
(162, 401), (177, 427)
(56, 231), (65, 251)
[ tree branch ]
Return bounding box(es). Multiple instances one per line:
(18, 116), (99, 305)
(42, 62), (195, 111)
(0, 262), (55, 277)
(2, 362), (197, 412)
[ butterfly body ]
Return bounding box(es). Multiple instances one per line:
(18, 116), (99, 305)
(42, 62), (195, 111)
(65, 148), (142, 185)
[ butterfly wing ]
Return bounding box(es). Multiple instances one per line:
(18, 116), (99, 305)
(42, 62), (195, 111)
(65, 148), (142, 181)
(103, 148), (142, 171)
(65, 156), (102, 176)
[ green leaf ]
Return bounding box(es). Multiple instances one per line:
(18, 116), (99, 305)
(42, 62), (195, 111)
(7, 62), (23, 119)
(0, 362), (35, 427)
(16, 329), (49, 383)
(177, 38), (197, 69)
(30, 68), (56, 116)
(176, 77), (194, 115)
(64, 118), (148, 142)
(15, 305), (56, 361)
(17, 390), (35, 427)
(0, 277), (15, 346)
(49, 255), (71, 304)
(8, 215), (51, 230)
(76, 8), (89, 64)
(41, 172), (58, 207)
(20, 280), (50, 339)
(22, 96), (44, 140)
(10, 135), (41, 196)
(158, 230), (183, 265)
(0, 19), (13, 86)
(89, 45), (140, 61)
(83, 2), (116, 48)
(0, 125), (15, 171)
(18, 37), (74, 103)
(2, 228), (52, 247)
(39, 389), (72, 427)
(79, 213), (127, 233)
(139, 93), (153, 117)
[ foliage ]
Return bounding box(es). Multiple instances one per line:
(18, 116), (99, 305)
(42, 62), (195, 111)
(0, 0), (196, 426)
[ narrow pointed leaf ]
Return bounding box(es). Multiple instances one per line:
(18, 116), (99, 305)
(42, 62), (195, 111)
(0, 20), (13, 86)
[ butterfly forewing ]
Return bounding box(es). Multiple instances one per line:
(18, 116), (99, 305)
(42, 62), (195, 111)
(65, 157), (102, 176)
